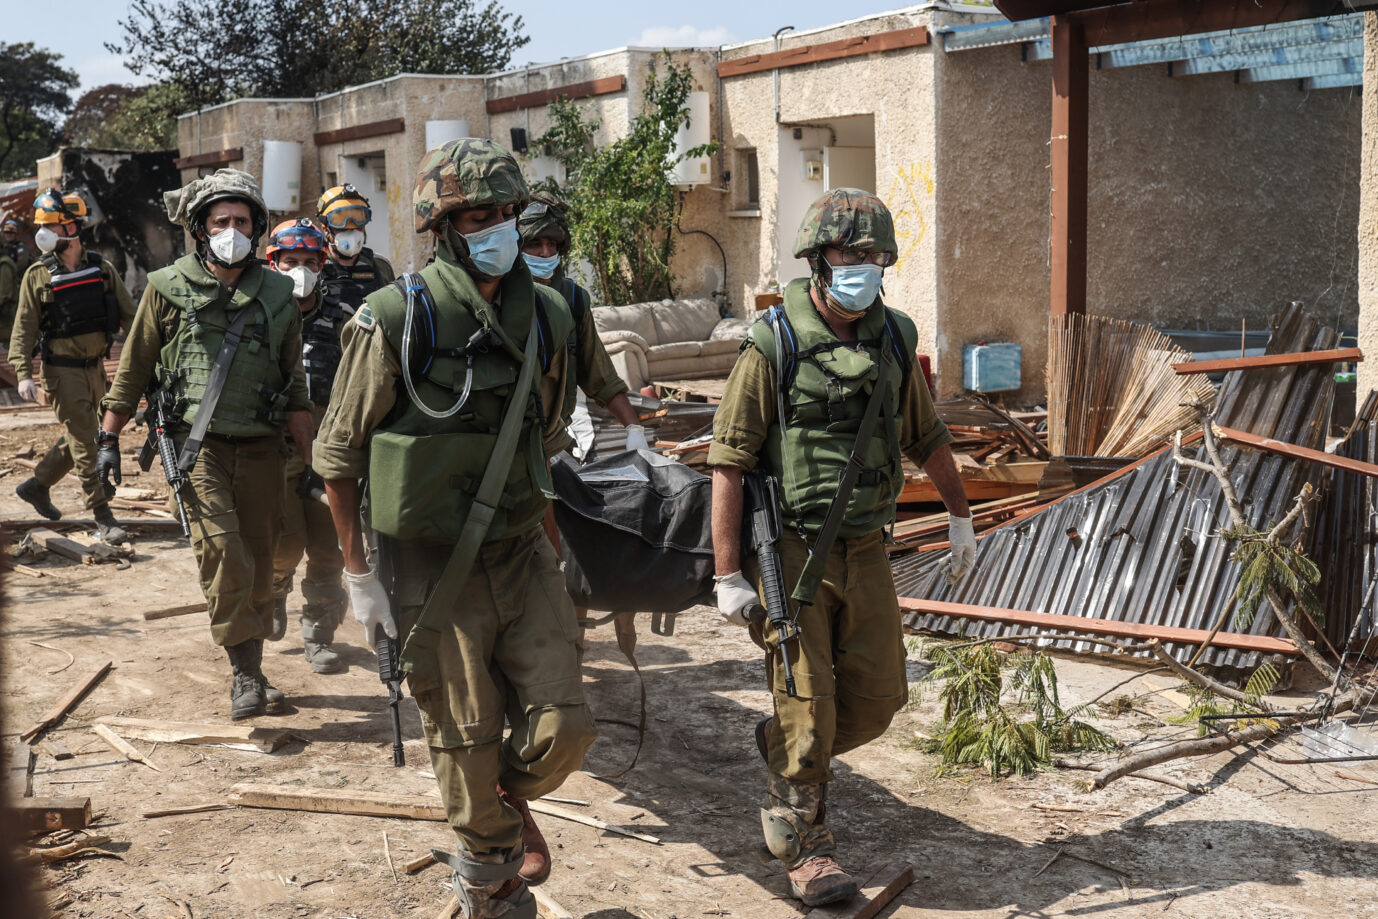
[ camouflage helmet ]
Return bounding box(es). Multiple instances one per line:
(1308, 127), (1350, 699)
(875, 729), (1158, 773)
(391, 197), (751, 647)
(792, 188), (898, 263)
(412, 138), (529, 233)
(517, 189), (570, 252)
(163, 168), (270, 237)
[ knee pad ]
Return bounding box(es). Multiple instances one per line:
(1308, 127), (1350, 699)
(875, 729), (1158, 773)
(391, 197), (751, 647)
(760, 807), (805, 865)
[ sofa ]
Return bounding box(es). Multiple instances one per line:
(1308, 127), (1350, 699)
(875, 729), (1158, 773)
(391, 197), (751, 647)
(593, 298), (752, 392)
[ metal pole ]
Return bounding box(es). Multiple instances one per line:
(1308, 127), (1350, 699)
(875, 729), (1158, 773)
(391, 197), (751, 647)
(773, 26), (795, 123)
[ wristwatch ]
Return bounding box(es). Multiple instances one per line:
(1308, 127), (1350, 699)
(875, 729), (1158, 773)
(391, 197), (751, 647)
(95, 430), (119, 446)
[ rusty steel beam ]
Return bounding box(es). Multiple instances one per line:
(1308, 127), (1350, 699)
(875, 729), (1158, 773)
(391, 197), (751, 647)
(485, 76), (626, 115)
(313, 118), (405, 147)
(1173, 347), (1363, 375)
(718, 26), (930, 79)
(1073, 0), (1354, 45)
(174, 148), (243, 170)
(1216, 426), (1378, 480)
(1050, 15), (1088, 319)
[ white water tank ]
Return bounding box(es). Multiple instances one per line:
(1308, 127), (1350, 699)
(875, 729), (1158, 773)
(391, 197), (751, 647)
(426, 120), (472, 151)
(669, 92), (711, 188)
(261, 141), (302, 212)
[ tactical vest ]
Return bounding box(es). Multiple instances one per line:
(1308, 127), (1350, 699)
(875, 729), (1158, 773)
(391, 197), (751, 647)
(322, 249), (386, 313)
(40, 252), (116, 349)
(301, 294), (350, 406)
(366, 262), (573, 545)
(748, 278), (918, 539)
(149, 255), (298, 438)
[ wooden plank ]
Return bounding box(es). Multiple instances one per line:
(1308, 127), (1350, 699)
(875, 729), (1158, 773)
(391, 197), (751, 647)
(485, 76), (625, 115)
(526, 800), (661, 845)
(16, 797), (91, 834)
(38, 739), (73, 761)
(228, 784), (449, 821)
(1216, 426), (1378, 480)
(98, 716), (292, 753)
(718, 26), (929, 78)
(895, 597), (1302, 655)
(1067, 0), (1348, 47)
(140, 803), (233, 819)
(809, 862), (913, 919)
(1173, 347), (1362, 375)
(313, 117), (406, 147)
(403, 852), (436, 874)
(27, 528), (133, 565)
(19, 661), (112, 742)
(143, 602), (208, 621)
(174, 148), (243, 169)
(93, 724), (160, 771)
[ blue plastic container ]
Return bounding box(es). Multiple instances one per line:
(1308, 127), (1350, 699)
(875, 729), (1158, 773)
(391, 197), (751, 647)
(963, 342), (1022, 393)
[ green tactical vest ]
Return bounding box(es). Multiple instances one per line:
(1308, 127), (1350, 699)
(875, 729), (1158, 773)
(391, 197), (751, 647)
(149, 255), (297, 438)
(748, 278), (918, 539)
(366, 257), (573, 545)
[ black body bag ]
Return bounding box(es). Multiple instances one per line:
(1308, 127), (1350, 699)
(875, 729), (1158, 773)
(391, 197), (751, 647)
(551, 450), (715, 614)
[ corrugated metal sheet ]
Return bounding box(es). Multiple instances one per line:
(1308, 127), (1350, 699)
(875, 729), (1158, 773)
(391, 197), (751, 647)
(896, 304), (1348, 674)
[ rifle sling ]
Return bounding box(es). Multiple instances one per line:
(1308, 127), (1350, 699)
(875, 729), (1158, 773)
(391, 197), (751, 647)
(789, 337), (893, 607)
(176, 304), (254, 472)
(398, 320), (540, 679)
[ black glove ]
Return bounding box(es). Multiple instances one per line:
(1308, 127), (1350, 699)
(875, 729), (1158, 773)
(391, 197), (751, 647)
(96, 432), (122, 489)
(296, 465), (324, 499)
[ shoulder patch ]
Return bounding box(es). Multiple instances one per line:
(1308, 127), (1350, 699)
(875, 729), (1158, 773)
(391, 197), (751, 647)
(352, 304), (377, 331)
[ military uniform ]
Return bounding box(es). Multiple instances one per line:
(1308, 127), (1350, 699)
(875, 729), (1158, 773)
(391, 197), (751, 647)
(321, 247), (395, 313)
(271, 292), (350, 654)
(317, 139), (594, 918)
(545, 266), (629, 449)
(10, 254), (135, 511)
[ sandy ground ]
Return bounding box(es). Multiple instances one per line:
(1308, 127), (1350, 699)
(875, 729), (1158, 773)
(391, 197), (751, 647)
(4, 414), (1378, 919)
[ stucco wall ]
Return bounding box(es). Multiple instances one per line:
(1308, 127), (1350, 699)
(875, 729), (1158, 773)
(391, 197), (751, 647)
(1359, 12), (1378, 401)
(935, 38), (1361, 402)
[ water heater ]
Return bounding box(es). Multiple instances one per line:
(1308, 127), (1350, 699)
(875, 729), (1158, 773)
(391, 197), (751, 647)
(669, 92), (711, 189)
(261, 141), (302, 212)
(425, 120), (471, 151)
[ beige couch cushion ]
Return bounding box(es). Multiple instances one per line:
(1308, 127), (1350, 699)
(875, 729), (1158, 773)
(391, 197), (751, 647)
(647, 341), (702, 361)
(593, 304), (658, 347)
(699, 338), (742, 358)
(710, 317), (753, 341)
(650, 299), (720, 345)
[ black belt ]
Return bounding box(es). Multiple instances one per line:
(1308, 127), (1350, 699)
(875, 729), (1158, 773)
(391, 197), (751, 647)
(203, 432), (275, 445)
(43, 354), (101, 369)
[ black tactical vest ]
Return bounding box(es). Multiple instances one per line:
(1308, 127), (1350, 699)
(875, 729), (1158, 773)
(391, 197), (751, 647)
(42, 252), (114, 344)
(322, 251), (385, 313)
(301, 294), (350, 406)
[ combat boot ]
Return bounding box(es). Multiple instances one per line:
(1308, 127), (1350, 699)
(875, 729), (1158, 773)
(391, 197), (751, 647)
(91, 503), (127, 545)
(225, 641), (266, 720)
(433, 847), (536, 918)
(499, 787), (550, 885)
(16, 478), (61, 520)
(760, 774), (857, 907)
(268, 595), (288, 642)
(303, 638), (344, 674)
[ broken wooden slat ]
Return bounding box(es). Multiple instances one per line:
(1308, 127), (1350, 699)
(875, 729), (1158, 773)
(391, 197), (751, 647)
(402, 852), (436, 874)
(532, 887), (575, 919)
(26, 834), (111, 864)
(140, 803), (233, 819)
(38, 739), (73, 761)
(19, 661), (113, 742)
(17, 797), (91, 833)
(26, 528), (133, 565)
(1173, 347), (1362, 375)
(808, 862), (913, 919)
(1215, 425), (1378, 480)
(142, 602), (209, 622)
(525, 801), (661, 845)
(1, 558), (45, 578)
(894, 597), (1302, 655)
(98, 716), (291, 752)
(228, 784), (448, 821)
(93, 724), (161, 771)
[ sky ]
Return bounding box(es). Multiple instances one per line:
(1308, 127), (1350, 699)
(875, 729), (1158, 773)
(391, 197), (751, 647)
(5, 0), (925, 96)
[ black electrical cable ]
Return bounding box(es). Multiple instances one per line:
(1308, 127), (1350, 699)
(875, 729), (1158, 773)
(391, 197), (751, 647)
(674, 193), (729, 315)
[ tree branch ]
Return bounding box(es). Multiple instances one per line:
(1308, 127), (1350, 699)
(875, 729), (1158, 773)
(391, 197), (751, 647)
(1146, 639), (1265, 709)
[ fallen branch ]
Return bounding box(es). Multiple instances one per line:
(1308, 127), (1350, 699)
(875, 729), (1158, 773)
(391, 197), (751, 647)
(1145, 639), (1262, 709)
(1092, 721), (1282, 789)
(26, 834), (112, 864)
(1056, 760), (1210, 794)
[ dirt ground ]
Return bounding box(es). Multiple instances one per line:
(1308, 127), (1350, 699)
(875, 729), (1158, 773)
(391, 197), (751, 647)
(4, 413), (1378, 919)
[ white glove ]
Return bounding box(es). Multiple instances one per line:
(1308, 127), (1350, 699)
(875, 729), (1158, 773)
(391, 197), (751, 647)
(345, 567), (397, 646)
(625, 424), (649, 452)
(944, 515), (977, 584)
(17, 379), (38, 402)
(714, 571), (758, 627)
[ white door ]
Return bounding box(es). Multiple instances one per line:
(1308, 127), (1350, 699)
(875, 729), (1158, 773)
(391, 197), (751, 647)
(341, 154), (390, 263)
(823, 146), (877, 195)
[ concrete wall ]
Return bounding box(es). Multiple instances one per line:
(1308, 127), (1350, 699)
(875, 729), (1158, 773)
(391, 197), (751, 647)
(1360, 12), (1378, 401)
(934, 36), (1361, 401)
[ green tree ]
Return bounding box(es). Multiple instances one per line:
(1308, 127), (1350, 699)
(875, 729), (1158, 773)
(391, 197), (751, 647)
(63, 84), (142, 148)
(0, 43), (78, 180)
(536, 55), (713, 305)
(103, 83), (191, 150)
(108, 0), (529, 109)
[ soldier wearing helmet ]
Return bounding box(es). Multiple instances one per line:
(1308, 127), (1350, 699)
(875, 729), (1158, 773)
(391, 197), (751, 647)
(97, 168), (315, 721)
(315, 184), (395, 312)
(1, 215), (34, 339)
(315, 139), (596, 919)
(9, 188), (136, 545)
(262, 218), (351, 674)
(707, 188), (975, 907)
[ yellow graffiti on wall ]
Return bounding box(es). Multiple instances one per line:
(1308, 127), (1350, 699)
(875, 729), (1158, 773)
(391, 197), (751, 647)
(886, 161), (933, 273)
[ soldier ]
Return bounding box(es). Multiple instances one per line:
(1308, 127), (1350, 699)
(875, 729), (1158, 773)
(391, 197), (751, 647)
(707, 189), (977, 907)
(317, 139), (597, 919)
(316, 184), (395, 313)
(96, 168), (314, 721)
(516, 191), (645, 449)
(1, 215), (34, 343)
(9, 189), (135, 544)
(264, 218), (349, 673)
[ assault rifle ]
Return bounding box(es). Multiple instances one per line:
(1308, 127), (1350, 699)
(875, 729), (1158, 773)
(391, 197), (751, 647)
(742, 469), (800, 698)
(366, 520), (406, 767)
(138, 386), (191, 539)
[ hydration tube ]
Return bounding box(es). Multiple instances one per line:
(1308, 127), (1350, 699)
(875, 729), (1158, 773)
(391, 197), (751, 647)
(400, 275), (474, 419)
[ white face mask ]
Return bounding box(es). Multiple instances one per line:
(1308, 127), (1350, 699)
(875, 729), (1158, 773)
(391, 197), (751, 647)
(208, 227), (252, 265)
(34, 227), (59, 253)
(333, 229), (365, 258)
(286, 266), (319, 299)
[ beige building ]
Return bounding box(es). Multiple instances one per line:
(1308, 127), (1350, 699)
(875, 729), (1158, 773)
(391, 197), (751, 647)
(176, 2), (1361, 400)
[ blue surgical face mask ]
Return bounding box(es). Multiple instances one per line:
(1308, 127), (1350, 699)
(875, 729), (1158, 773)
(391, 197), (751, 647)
(461, 217), (520, 277)
(523, 251), (561, 280)
(825, 263), (884, 313)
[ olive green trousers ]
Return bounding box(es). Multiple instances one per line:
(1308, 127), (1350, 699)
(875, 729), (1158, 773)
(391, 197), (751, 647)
(272, 443), (346, 641)
(35, 363), (107, 510)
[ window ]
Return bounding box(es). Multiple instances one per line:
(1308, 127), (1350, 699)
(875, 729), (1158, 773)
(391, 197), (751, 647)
(735, 148), (760, 211)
